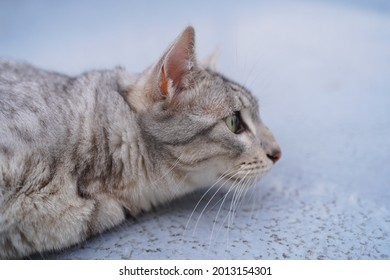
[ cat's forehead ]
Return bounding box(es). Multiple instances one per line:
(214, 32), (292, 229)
(198, 70), (259, 118)
(224, 77), (258, 110)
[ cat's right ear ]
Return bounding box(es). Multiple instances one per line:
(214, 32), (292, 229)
(147, 26), (197, 103)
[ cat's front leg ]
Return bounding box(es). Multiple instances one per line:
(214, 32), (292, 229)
(85, 194), (128, 236)
(0, 182), (96, 259)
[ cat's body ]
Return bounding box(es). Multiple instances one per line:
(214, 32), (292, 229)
(0, 27), (280, 259)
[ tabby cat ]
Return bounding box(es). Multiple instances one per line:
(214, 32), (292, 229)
(0, 26), (281, 259)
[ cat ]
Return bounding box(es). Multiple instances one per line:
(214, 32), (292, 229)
(0, 26), (281, 259)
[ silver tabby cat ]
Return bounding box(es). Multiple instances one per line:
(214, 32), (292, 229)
(0, 26), (281, 259)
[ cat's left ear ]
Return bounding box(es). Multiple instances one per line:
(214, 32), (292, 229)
(157, 26), (197, 97)
(202, 48), (220, 71)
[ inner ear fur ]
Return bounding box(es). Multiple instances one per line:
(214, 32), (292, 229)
(152, 26), (197, 100)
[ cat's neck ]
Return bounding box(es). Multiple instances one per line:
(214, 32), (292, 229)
(100, 90), (190, 213)
(113, 134), (191, 213)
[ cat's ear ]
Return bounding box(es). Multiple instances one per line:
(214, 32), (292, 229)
(202, 48), (220, 71)
(156, 26), (196, 97)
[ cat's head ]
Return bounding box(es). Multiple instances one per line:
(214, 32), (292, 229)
(130, 26), (281, 191)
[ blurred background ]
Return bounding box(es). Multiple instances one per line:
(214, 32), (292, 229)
(1, 0), (389, 259)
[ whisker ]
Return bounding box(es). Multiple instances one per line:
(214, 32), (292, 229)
(168, 172), (190, 201)
(148, 154), (184, 189)
(207, 175), (239, 212)
(208, 172), (242, 245)
(191, 168), (241, 235)
(247, 180), (261, 222)
(184, 166), (240, 234)
(228, 171), (252, 229)
(209, 171), (253, 247)
(235, 177), (256, 215)
(206, 171), (249, 250)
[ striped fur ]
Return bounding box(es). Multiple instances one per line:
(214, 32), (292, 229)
(0, 26), (280, 258)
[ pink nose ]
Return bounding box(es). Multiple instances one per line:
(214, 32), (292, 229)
(267, 149), (281, 163)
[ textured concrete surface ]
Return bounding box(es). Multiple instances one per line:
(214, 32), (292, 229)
(1, 0), (389, 259)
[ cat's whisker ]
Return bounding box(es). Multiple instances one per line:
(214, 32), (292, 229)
(148, 154), (184, 189)
(204, 169), (248, 254)
(150, 154), (194, 204)
(234, 177), (256, 220)
(217, 174), (250, 252)
(188, 174), (241, 237)
(187, 166), (245, 236)
(240, 179), (258, 220)
(228, 175), (247, 221)
(234, 175), (255, 210)
(166, 155), (199, 201)
(169, 173), (190, 202)
(208, 173), (242, 245)
(238, 176), (257, 207)
(184, 165), (241, 231)
(208, 168), (253, 246)
(245, 179), (261, 223)
(228, 171), (252, 229)
(205, 167), (246, 212)
(208, 168), (259, 245)
(243, 55), (267, 88)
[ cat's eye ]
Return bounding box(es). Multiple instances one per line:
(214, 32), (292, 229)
(225, 112), (243, 134)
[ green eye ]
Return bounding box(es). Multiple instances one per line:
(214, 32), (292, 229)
(225, 113), (241, 133)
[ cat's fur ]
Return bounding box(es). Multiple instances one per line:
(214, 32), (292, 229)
(0, 26), (281, 259)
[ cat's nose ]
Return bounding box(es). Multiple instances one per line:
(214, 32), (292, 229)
(267, 148), (281, 163)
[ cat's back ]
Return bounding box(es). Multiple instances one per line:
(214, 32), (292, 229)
(0, 59), (133, 113)
(0, 59), (75, 147)
(0, 59), (135, 204)
(0, 59), (70, 93)
(0, 59), (134, 166)
(0, 58), (136, 159)
(0, 59), (71, 119)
